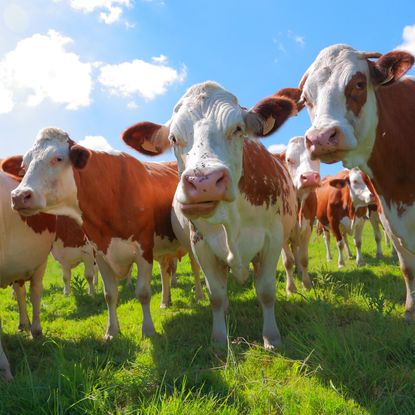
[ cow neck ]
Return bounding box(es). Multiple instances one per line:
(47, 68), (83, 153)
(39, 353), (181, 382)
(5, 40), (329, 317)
(239, 140), (294, 215)
(55, 216), (86, 248)
(367, 78), (415, 210)
(20, 213), (56, 235)
(299, 191), (317, 222)
(72, 150), (155, 260)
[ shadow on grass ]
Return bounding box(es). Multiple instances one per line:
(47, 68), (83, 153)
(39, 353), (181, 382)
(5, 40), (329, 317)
(149, 272), (415, 415)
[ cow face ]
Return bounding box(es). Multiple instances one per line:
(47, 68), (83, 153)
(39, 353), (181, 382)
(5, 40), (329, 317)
(330, 168), (375, 208)
(301, 44), (414, 168)
(284, 136), (320, 201)
(10, 128), (90, 223)
(122, 81), (297, 219)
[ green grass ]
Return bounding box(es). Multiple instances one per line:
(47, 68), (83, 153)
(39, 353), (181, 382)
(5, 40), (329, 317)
(1, 225), (414, 414)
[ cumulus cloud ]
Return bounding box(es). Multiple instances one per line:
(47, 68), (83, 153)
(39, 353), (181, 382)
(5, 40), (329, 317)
(98, 59), (187, 100)
(56, 0), (131, 24)
(0, 30), (93, 114)
(268, 143), (287, 154)
(78, 135), (119, 153)
(127, 100), (139, 109)
(397, 24), (415, 55)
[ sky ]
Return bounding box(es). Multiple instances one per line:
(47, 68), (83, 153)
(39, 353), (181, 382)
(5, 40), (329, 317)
(0, 0), (414, 178)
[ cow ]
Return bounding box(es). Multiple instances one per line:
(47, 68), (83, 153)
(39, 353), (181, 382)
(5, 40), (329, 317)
(299, 44), (415, 320)
(315, 168), (377, 267)
(121, 81), (298, 349)
(52, 216), (99, 295)
(7, 129), (202, 340)
(272, 136), (321, 294)
(0, 157), (56, 380)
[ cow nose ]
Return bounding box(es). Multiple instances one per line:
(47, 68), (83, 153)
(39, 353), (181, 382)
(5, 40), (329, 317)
(300, 172), (321, 188)
(305, 128), (338, 151)
(183, 168), (230, 202)
(11, 189), (34, 210)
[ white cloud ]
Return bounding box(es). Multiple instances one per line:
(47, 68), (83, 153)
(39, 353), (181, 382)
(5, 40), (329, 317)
(98, 59), (187, 100)
(152, 54), (168, 64)
(57, 0), (131, 24)
(294, 35), (305, 47)
(397, 24), (415, 55)
(78, 135), (120, 153)
(127, 100), (139, 109)
(268, 143), (287, 154)
(0, 30), (93, 114)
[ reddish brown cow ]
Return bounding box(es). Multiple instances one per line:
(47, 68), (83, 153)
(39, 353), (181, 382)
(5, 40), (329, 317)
(7, 129), (202, 340)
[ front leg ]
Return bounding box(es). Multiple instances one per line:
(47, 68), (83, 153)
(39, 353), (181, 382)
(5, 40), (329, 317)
(158, 257), (172, 308)
(254, 241), (282, 350)
(353, 217), (365, 266)
(0, 321), (12, 381)
(282, 243), (297, 295)
(29, 261), (47, 338)
(192, 240), (228, 346)
(96, 255), (121, 340)
(13, 282), (30, 332)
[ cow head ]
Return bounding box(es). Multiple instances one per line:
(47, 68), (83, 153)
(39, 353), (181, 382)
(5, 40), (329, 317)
(9, 127), (90, 223)
(282, 136), (320, 201)
(122, 81), (297, 219)
(330, 168), (375, 208)
(300, 44), (414, 167)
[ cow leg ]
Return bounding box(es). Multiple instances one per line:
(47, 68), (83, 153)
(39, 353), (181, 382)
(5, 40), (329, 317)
(61, 265), (71, 296)
(190, 253), (205, 301)
(353, 217), (365, 266)
(125, 265), (133, 287)
(282, 243), (297, 295)
(369, 211), (383, 259)
(83, 254), (97, 295)
(330, 221), (345, 268)
(13, 283), (30, 332)
(135, 258), (156, 337)
(254, 243), (282, 350)
(299, 225), (313, 290)
(0, 322), (12, 381)
(193, 243), (228, 346)
(158, 257), (172, 308)
(170, 259), (178, 288)
(322, 229), (332, 261)
(343, 234), (353, 259)
(29, 261), (46, 338)
(96, 256), (120, 340)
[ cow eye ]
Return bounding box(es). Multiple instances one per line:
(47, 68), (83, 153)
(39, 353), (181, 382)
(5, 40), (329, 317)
(234, 126), (243, 135)
(56, 157), (63, 162)
(169, 134), (177, 144)
(355, 81), (366, 90)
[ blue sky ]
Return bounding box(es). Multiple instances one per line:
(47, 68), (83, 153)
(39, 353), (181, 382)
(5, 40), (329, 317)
(0, 0), (414, 177)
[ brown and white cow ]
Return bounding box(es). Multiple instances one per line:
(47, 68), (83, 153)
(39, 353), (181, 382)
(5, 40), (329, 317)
(121, 81), (298, 349)
(0, 158), (56, 380)
(8, 129), (202, 340)
(52, 216), (99, 295)
(272, 136), (321, 294)
(299, 44), (415, 319)
(316, 168), (377, 267)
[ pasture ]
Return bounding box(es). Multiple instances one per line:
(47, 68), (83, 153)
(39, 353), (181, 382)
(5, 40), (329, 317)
(1, 225), (414, 415)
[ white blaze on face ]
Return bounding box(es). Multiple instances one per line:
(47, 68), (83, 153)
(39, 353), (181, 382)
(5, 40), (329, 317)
(12, 127), (81, 222)
(348, 168), (373, 208)
(302, 44), (379, 168)
(285, 136), (320, 187)
(170, 82), (246, 204)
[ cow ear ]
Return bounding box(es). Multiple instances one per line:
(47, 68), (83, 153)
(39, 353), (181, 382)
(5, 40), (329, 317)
(1, 155), (25, 182)
(121, 122), (170, 156)
(244, 96), (296, 137)
(329, 178), (347, 189)
(70, 145), (91, 170)
(370, 50), (414, 86)
(272, 150), (286, 163)
(275, 88), (304, 112)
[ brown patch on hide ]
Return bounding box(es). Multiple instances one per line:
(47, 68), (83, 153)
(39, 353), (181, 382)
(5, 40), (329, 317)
(345, 72), (367, 116)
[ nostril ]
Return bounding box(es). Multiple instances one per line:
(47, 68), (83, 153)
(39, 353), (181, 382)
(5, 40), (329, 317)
(329, 129), (337, 139)
(24, 192), (32, 202)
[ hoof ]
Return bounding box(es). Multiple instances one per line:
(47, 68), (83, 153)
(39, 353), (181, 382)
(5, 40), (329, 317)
(18, 323), (30, 332)
(286, 283), (297, 296)
(142, 325), (156, 338)
(376, 253), (383, 259)
(31, 328), (43, 339)
(0, 366), (13, 381)
(356, 260), (365, 267)
(338, 262), (345, 269)
(263, 335), (282, 350)
(159, 302), (170, 309)
(211, 331), (227, 348)
(104, 333), (114, 341)
(404, 310), (415, 322)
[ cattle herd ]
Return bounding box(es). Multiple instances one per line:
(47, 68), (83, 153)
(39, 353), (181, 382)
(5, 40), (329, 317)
(0, 43), (414, 380)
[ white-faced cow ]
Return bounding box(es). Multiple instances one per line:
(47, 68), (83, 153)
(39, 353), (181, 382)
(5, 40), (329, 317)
(272, 136), (321, 294)
(121, 81), (298, 349)
(8, 129), (202, 340)
(0, 158), (56, 380)
(52, 216), (98, 295)
(300, 44), (415, 319)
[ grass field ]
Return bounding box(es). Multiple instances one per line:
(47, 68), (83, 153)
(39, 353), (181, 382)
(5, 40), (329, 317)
(1, 224), (414, 414)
